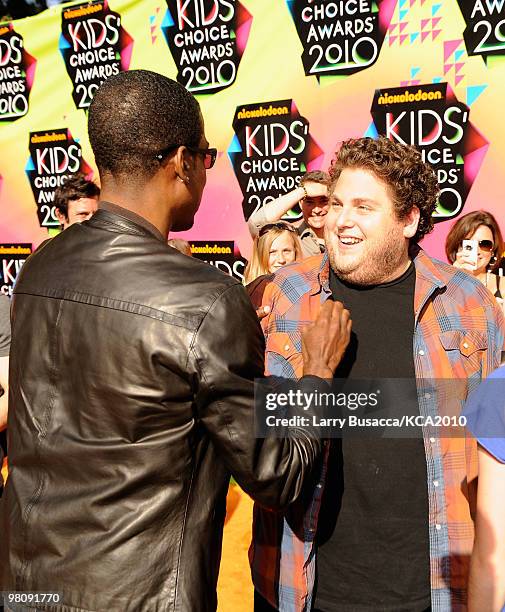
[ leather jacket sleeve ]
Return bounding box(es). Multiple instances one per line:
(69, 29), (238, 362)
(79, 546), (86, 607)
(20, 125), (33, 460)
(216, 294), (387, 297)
(191, 283), (321, 509)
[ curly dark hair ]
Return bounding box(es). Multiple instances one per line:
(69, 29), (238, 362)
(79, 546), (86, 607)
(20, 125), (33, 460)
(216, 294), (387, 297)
(88, 70), (202, 179)
(54, 174), (100, 220)
(329, 137), (439, 243)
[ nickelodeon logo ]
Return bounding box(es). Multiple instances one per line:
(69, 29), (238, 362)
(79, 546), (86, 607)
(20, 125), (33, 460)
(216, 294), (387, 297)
(377, 89), (443, 105)
(237, 105), (289, 120)
(0, 246), (31, 255)
(31, 133), (67, 144)
(191, 244), (232, 255)
(64, 4), (103, 19)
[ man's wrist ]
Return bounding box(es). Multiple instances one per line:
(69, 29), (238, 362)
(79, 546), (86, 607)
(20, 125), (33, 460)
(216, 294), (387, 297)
(302, 363), (333, 379)
(299, 185), (308, 200)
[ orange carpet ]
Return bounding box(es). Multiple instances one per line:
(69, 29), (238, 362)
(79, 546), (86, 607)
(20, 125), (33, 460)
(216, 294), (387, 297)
(217, 485), (254, 611)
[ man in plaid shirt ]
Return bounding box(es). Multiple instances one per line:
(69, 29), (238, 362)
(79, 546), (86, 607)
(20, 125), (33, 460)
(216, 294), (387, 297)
(250, 137), (505, 612)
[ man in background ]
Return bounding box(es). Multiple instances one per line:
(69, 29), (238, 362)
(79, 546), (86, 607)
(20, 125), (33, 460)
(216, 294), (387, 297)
(54, 174), (99, 230)
(248, 170), (329, 256)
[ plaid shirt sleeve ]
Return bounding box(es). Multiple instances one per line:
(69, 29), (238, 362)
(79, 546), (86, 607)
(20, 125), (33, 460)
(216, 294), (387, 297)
(250, 257), (328, 611)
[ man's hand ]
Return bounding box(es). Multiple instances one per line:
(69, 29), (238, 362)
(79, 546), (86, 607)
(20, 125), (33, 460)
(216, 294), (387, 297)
(304, 181), (328, 202)
(256, 305), (270, 320)
(302, 300), (351, 379)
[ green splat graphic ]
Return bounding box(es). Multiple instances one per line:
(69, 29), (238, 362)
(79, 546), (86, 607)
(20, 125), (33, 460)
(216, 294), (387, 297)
(487, 55), (505, 69)
(434, 201), (457, 217)
(319, 74), (347, 87)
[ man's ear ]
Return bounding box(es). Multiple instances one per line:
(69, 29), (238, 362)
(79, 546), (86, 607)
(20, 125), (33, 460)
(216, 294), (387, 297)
(403, 205), (420, 239)
(55, 208), (68, 226)
(172, 146), (191, 182)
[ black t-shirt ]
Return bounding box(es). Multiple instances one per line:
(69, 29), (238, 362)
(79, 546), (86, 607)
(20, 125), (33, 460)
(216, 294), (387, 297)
(313, 264), (431, 612)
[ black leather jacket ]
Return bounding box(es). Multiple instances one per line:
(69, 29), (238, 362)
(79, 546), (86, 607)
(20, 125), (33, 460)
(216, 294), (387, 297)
(0, 208), (321, 611)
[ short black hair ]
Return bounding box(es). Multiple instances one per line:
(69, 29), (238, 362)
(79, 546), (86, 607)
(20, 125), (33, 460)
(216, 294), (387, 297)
(54, 174), (100, 220)
(88, 70), (203, 179)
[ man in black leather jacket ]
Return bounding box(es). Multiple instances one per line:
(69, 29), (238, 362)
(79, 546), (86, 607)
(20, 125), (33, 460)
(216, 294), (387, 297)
(0, 70), (351, 611)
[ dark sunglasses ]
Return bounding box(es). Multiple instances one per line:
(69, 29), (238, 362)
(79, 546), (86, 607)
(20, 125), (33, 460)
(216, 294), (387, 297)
(477, 239), (494, 251)
(155, 145), (217, 169)
(460, 239), (494, 252)
(259, 222), (298, 237)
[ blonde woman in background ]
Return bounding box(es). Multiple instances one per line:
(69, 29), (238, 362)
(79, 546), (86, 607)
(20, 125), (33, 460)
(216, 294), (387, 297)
(244, 222), (303, 309)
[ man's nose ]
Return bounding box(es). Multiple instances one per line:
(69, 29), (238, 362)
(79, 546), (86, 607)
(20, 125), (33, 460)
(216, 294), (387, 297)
(336, 206), (353, 228)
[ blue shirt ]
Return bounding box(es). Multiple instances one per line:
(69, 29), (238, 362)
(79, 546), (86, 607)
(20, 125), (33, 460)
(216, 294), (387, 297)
(464, 364), (505, 463)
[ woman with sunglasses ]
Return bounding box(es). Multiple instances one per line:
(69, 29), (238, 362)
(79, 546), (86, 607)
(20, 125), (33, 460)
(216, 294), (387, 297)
(244, 221), (303, 308)
(445, 211), (504, 309)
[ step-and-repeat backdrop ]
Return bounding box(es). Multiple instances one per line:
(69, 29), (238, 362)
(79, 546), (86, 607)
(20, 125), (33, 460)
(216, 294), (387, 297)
(1, 0), (504, 293)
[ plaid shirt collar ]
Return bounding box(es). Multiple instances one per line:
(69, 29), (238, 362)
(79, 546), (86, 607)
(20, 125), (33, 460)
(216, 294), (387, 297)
(311, 244), (446, 301)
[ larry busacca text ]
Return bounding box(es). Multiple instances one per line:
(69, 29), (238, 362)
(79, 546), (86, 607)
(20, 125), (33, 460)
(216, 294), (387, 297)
(255, 378), (471, 439)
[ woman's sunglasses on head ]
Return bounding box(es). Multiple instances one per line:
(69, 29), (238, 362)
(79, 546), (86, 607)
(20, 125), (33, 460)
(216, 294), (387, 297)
(259, 222), (298, 237)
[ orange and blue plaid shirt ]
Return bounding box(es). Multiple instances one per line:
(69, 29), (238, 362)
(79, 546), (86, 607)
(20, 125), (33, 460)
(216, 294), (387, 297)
(249, 248), (505, 612)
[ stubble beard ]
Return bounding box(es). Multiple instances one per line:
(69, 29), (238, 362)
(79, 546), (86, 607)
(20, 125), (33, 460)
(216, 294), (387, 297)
(325, 229), (409, 286)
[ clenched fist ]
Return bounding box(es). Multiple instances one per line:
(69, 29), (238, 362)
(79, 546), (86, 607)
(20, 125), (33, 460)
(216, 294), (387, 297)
(301, 299), (351, 379)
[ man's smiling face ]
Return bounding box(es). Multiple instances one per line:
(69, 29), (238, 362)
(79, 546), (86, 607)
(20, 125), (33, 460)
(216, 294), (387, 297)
(324, 167), (419, 286)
